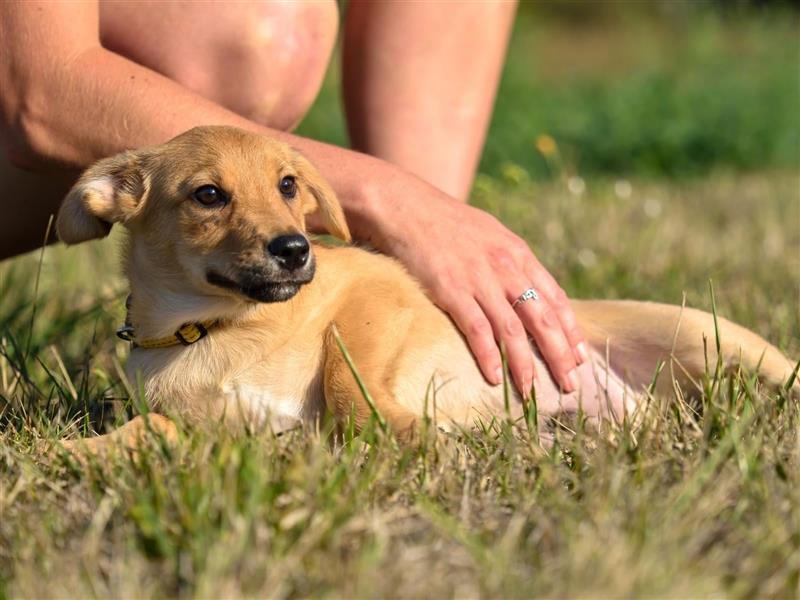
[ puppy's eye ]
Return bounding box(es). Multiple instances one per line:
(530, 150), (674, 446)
(279, 176), (296, 199)
(192, 185), (228, 208)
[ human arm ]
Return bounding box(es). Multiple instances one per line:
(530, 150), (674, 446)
(0, 2), (376, 230)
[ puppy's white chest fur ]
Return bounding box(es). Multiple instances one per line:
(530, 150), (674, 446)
(129, 328), (326, 433)
(220, 380), (314, 432)
(221, 368), (324, 433)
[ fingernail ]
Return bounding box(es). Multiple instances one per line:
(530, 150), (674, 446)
(523, 378), (534, 399)
(565, 368), (580, 392)
(575, 342), (590, 364)
(493, 366), (504, 385)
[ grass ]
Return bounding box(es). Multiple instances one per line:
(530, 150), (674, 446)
(1, 170), (798, 598)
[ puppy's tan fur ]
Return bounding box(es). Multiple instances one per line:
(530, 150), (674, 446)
(57, 127), (797, 453)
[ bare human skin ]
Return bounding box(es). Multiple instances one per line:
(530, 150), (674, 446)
(0, 0), (587, 396)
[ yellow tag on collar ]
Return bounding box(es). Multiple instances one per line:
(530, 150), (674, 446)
(117, 320), (216, 349)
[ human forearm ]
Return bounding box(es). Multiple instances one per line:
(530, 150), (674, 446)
(0, 0), (377, 242)
(4, 39), (391, 242)
(7, 45), (240, 168)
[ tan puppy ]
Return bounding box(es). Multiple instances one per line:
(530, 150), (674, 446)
(56, 126), (797, 451)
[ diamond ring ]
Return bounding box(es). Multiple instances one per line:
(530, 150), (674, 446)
(511, 287), (539, 309)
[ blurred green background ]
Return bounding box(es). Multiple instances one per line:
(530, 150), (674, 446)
(298, 1), (800, 180)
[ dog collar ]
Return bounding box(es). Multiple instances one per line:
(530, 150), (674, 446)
(116, 295), (219, 349)
(116, 320), (217, 349)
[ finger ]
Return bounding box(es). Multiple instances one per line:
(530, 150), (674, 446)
(438, 293), (504, 385)
(511, 284), (579, 393)
(475, 290), (536, 399)
(524, 261), (588, 364)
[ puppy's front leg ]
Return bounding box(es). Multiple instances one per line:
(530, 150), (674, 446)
(61, 414), (178, 459)
(323, 326), (418, 443)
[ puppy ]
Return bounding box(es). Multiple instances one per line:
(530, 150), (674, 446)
(56, 126), (797, 451)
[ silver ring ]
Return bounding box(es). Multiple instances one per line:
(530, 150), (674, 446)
(512, 287), (539, 309)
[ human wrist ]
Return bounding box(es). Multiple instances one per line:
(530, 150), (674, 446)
(339, 156), (405, 250)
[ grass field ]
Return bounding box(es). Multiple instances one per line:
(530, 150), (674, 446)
(1, 5), (799, 599)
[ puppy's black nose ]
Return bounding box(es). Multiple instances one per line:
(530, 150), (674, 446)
(267, 234), (310, 270)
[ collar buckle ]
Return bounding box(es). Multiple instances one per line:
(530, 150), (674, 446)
(174, 322), (209, 346)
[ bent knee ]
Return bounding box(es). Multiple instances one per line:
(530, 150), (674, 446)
(102, 1), (338, 131)
(203, 2), (339, 129)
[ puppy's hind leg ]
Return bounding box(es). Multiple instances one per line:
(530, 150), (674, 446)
(576, 300), (798, 397)
(61, 414), (179, 460)
(672, 307), (798, 398)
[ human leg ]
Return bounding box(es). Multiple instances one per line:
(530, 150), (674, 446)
(343, 1), (516, 201)
(100, 0), (339, 131)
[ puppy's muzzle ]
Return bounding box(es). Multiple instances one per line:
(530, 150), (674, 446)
(205, 234), (315, 304)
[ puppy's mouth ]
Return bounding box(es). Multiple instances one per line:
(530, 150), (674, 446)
(206, 266), (314, 303)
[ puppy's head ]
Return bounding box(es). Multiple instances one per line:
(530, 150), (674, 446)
(57, 126), (350, 303)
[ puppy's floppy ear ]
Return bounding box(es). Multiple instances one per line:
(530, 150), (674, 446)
(57, 150), (149, 244)
(294, 152), (351, 243)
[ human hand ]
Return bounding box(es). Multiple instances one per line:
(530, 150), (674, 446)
(360, 176), (587, 397)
